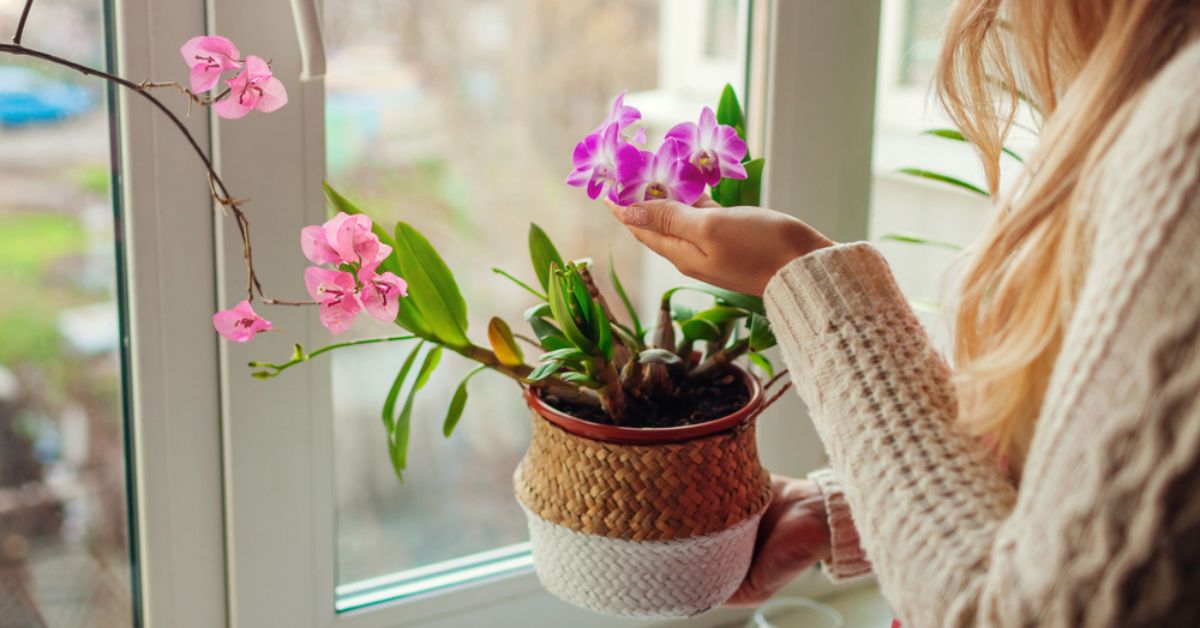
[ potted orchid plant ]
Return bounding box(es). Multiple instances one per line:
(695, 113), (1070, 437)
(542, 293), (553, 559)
(2, 4), (789, 615)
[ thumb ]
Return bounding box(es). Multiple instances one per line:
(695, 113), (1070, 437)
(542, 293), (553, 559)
(619, 199), (702, 238)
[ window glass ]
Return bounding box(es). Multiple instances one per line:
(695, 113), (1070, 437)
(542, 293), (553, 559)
(0, 1), (134, 625)
(324, 0), (746, 608)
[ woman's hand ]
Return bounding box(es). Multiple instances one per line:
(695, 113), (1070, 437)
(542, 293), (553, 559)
(726, 476), (831, 607)
(606, 198), (833, 296)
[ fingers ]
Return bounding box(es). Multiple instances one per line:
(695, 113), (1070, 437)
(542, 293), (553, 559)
(611, 198), (705, 239)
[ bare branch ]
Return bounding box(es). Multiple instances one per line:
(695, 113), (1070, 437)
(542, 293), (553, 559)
(12, 0), (33, 45)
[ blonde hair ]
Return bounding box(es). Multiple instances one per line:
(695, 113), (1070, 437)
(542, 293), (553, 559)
(937, 0), (1200, 469)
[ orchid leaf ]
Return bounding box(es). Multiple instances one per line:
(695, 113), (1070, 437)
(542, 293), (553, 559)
(323, 183), (434, 339)
(695, 306), (747, 324)
(739, 158), (765, 206)
(529, 223), (564, 292)
(922, 128), (1024, 163)
(748, 352), (774, 378)
(528, 317), (571, 351)
(560, 372), (601, 388)
(638, 348), (682, 365)
(671, 303), (696, 323)
(880, 232), (964, 251)
(492, 268), (546, 300)
(391, 345), (442, 480)
(540, 347), (588, 362)
(592, 301), (615, 362)
(443, 365), (487, 438)
(896, 168), (988, 197)
(613, 324), (642, 353)
(665, 285), (765, 316)
(567, 266), (594, 328)
(487, 317), (524, 366)
(527, 360), (564, 382)
(681, 318), (722, 343)
(608, 254), (643, 338)
(749, 314), (776, 351)
(382, 341), (425, 433)
(548, 265), (593, 351)
(716, 83), (746, 142)
(392, 222), (470, 348)
(524, 303), (552, 321)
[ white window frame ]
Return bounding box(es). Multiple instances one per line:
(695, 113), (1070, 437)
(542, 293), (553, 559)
(118, 1), (882, 626)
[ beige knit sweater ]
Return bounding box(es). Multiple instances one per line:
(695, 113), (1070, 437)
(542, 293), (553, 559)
(763, 41), (1200, 627)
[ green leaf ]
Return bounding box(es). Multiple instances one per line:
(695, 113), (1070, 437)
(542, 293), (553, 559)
(527, 360), (564, 382)
(695, 306), (748, 324)
(560, 372), (601, 387)
(443, 365), (487, 438)
(748, 352), (774, 378)
(671, 303), (696, 323)
(528, 317), (571, 351)
(716, 84), (746, 141)
(392, 222), (471, 348)
(739, 158), (765, 206)
(638, 348), (682, 365)
(592, 301), (614, 362)
(749, 314), (776, 351)
(528, 223), (564, 292)
(880, 232), (964, 251)
(922, 128), (1024, 163)
(391, 345), (442, 480)
(896, 168), (988, 197)
(382, 341), (425, 432)
(548, 266), (593, 351)
(681, 318), (722, 342)
(540, 347), (589, 362)
(492, 268), (547, 300)
(666, 285), (765, 315)
(323, 183), (434, 339)
(608, 254), (643, 338)
(612, 324), (642, 353)
(487, 317), (524, 366)
(524, 303), (552, 320)
(567, 267), (594, 328)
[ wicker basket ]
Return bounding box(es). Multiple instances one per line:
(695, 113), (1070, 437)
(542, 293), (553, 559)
(514, 368), (772, 618)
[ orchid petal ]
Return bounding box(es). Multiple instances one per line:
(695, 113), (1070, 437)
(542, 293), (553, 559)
(300, 225), (341, 265)
(211, 299), (271, 343)
(359, 268), (408, 322)
(255, 77), (289, 113)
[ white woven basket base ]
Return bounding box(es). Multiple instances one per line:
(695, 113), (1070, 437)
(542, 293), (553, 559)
(518, 501), (762, 618)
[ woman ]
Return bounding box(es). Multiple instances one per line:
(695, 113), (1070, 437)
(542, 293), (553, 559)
(609, 1), (1200, 625)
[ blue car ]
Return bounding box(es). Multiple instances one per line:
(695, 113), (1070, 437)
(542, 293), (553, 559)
(0, 66), (95, 127)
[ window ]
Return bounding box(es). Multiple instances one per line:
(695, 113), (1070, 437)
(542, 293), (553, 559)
(0, 0), (134, 624)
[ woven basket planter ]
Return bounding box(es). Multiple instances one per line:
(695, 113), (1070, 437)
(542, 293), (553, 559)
(514, 367), (772, 618)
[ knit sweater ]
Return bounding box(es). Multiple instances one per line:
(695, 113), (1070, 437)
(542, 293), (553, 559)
(763, 40), (1200, 627)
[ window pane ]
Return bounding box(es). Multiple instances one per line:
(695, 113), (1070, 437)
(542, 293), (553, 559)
(0, 1), (134, 625)
(325, 0), (746, 608)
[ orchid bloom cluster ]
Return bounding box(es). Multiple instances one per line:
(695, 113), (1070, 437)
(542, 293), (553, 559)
(566, 93), (749, 206)
(180, 35), (288, 119)
(211, 213), (410, 342)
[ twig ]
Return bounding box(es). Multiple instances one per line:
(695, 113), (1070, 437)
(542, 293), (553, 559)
(764, 369), (789, 391)
(12, 0), (32, 45)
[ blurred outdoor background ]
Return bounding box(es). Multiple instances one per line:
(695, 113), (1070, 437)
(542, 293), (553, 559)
(0, 0), (133, 626)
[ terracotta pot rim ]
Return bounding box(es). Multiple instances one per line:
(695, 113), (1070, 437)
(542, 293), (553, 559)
(523, 364), (764, 445)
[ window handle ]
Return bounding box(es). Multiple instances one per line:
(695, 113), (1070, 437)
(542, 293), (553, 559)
(290, 0), (325, 80)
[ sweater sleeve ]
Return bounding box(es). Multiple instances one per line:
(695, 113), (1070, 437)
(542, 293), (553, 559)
(763, 43), (1200, 627)
(807, 467), (873, 582)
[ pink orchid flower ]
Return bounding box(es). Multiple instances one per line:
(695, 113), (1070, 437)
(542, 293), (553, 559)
(304, 267), (362, 335)
(596, 91), (641, 133)
(212, 299), (272, 343)
(616, 138), (705, 206)
(301, 212), (391, 267)
(358, 266), (408, 322)
(566, 122), (642, 201)
(665, 106), (748, 186)
(180, 35), (241, 93)
(214, 55), (288, 120)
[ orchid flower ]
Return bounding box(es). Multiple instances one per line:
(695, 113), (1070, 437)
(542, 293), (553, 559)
(358, 266), (408, 322)
(665, 106), (748, 186)
(616, 138), (705, 206)
(596, 91), (641, 133)
(566, 122), (641, 201)
(212, 299), (272, 342)
(304, 267), (363, 335)
(301, 212), (392, 267)
(180, 35), (241, 93)
(214, 55), (288, 120)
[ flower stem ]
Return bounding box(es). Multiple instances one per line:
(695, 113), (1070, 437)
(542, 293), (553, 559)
(12, 0), (33, 45)
(252, 335), (417, 376)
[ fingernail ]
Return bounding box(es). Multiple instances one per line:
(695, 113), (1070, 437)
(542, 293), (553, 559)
(621, 205), (649, 226)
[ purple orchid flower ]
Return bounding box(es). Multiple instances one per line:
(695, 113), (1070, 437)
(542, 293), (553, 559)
(665, 106), (748, 186)
(566, 122), (642, 201)
(596, 91), (641, 133)
(616, 138), (705, 206)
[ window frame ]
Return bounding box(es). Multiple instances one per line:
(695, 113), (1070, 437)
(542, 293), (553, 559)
(120, 0), (883, 626)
